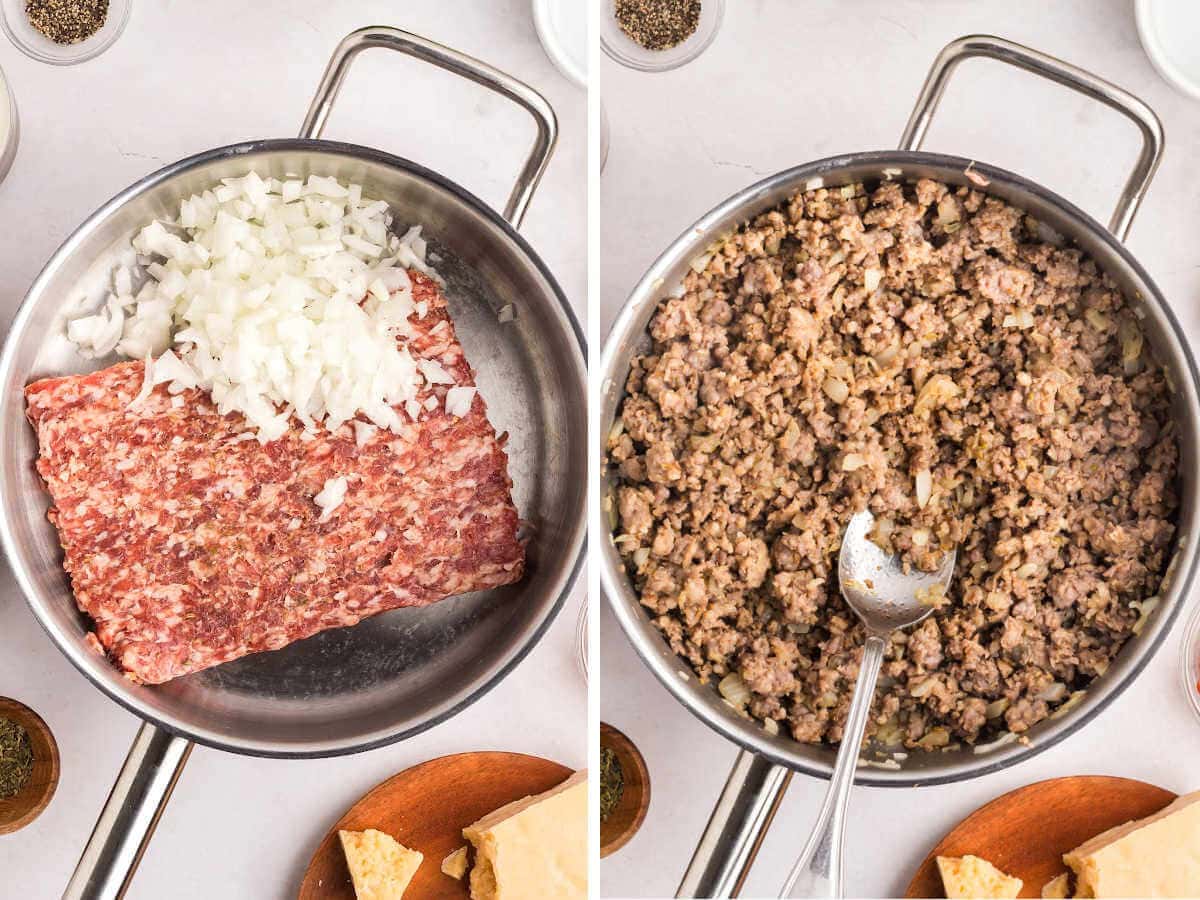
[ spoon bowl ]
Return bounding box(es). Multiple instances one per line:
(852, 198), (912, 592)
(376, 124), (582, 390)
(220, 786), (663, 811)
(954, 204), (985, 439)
(839, 510), (957, 634)
(780, 510), (957, 898)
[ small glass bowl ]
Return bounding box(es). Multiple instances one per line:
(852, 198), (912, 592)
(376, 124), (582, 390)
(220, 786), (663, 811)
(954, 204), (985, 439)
(601, 0), (725, 72)
(576, 600), (588, 680)
(600, 103), (611, 173)
(1183, 598), (1200, 726)
(0, 62), (18, 185)
(1, 0), (132, 66)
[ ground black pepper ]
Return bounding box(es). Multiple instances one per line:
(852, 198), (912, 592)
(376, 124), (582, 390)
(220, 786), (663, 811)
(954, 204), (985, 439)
(599, 746), (624, 823)
(0, 717), (33, 800)
(25, 0), (108, 46)
(615, 0), (701, 51)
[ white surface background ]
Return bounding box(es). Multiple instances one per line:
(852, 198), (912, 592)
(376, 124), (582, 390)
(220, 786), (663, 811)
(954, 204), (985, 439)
(0, 2), (586, 898)
(601, 1), (1200, 897)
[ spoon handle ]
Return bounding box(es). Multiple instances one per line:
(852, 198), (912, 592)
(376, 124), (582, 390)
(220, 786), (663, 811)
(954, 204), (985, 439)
(778, 633), (887, 898)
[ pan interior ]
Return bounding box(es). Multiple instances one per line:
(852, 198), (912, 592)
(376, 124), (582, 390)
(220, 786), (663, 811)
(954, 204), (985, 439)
(599, 151), (1200, 786)
(0, 142), (586, 756)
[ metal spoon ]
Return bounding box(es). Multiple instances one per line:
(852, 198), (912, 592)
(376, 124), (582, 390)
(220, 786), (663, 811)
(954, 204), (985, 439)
(779, 510), (956, 898)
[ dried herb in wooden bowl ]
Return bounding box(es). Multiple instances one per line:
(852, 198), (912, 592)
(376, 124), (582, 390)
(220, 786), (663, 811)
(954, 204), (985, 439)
(600, 746), (624, 823)
(0, 717), (33, 800)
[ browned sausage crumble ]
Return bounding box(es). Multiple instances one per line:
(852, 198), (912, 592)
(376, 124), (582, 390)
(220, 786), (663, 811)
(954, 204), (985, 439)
(607, 178), (1178, 750)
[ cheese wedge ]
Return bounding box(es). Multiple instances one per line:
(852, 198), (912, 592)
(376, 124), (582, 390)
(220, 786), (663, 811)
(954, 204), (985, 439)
(338, 829), (423, 900)
(441, 846), (469, 880)
(936, 855), (1023, 899)
(1041, 872), (1070, 898)
(1063, 790), (1200, 897)
(463, 769), (587, 900)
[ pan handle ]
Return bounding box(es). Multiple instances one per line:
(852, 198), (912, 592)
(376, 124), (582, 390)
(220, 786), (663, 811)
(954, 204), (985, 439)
(63, 724), (192, 900)
(299, 26), (558, 229)
(676, 750), (792, 898)
(899, 34), (1164, 242)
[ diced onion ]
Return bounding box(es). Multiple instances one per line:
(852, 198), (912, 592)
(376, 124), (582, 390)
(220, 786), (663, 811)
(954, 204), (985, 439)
(915, 468), (932, 508)
(1002, 310), (1035, 329)
(842, 452), (867, 472)
(445, 386), (476, 418)
(314, 475), (348, 521)
(129, 353), (155, 409)
(718, 673), (751, 708)
(914, 374), (960, 416)
(915, 726), (950, 749)
(418, 359), (455, 385)
(1035, 682), (1067, 702)
(963, 165), (991, 187)
(873, 516), (895, 544)
(1085, 308), (1110, 331)
(67, 173), (445, 442)
(1120, 319), (1144, 375)
(1131, 596), (1160, 634)
(873, 343), (900, 368)
(823, 377), (849, 404)
(910, 677), (937, 698)
(68, 294), (127, 358)
(353, 421), (378, 447)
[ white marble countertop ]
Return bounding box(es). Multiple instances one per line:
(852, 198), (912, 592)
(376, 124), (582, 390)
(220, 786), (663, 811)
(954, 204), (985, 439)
(0, 2), (585, 898)
(601, 1), (1200, 897)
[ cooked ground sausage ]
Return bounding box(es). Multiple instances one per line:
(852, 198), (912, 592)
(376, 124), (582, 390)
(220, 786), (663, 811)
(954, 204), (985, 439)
(607, 178), (1178, 750)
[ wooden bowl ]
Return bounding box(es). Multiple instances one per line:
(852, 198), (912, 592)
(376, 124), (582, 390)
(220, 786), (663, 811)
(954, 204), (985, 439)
(904, 775), (1176, 898)
(600, 722), (650, 858)
(299, 751), (573, 899)
(0, 697), (60, 835)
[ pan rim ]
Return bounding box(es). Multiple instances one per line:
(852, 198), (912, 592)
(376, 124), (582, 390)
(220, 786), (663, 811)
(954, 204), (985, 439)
(0, 137), (587, 758)
(598, 148), (1200, 787)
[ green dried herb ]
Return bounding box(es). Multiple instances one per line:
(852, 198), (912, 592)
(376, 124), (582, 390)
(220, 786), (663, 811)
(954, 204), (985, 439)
(0, 717), (33, 800)
(25, 0), (108, 46)
(600, 746), (624, 823)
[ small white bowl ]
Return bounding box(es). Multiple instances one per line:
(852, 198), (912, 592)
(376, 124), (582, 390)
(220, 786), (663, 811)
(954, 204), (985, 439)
(533, 0), (586, 88)
(602, 0), (724, 73)
(1136, 0), (1200, 101)
(0, 0), (131, 66)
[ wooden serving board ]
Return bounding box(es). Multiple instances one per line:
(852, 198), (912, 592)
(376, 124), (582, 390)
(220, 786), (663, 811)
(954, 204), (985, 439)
(905, 776), (1176, 898)
(299, 751), (572, 900)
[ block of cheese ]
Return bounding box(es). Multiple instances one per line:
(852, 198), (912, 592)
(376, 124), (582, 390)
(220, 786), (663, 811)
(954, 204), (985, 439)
(1041, 872), (1070, 898)
(1063, 790), (1200, 897)
(936, 855), (1023, 899)
(462, 769), (587, 900)
(441, 846), (469, 880)
(338, 829), (423, 900)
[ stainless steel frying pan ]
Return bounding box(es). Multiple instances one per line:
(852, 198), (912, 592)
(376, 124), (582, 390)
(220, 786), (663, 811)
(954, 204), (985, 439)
(598, 35), (1197, 897)
(0, 27), (586, 899)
